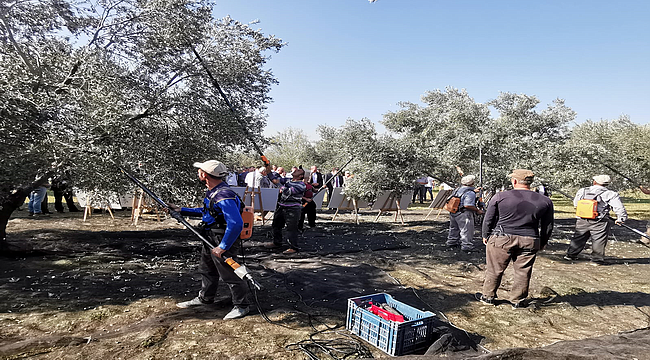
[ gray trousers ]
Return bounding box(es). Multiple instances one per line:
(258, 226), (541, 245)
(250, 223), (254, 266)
(482, 234), (539, 304)
(567, 218), (610, 262)
(198, 236), (249, 307)
(447, 211), (475, 249)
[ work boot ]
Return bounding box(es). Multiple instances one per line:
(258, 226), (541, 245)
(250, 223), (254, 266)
(475, 293), (495, 306)
(223, 306), (250, 320)
(176, 296), (213, 308)
(511, 300), (527, 309)
(563, 255), (578, 261)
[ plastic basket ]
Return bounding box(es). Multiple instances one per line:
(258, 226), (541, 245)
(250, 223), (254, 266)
(346, 293), (436, 356)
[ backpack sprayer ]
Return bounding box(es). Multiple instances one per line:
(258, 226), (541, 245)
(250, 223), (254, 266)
(120, 167), (263, 291)
(541, 178), (650, 244)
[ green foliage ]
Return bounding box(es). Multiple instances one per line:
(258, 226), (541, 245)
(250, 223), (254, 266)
(264, 127), (317, 169)
(383, 87), (575, 189)
(0, 0), (284, 212)
(316, 119), (422, 200)
(555, 117), (650, 192)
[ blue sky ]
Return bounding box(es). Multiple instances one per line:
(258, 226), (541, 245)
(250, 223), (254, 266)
(215, 0), (650, 139)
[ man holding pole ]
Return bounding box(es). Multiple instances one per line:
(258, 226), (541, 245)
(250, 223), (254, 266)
(266, 169), (306, 254)
(564, 175), (627, 265)
(168, 160), (250, 320)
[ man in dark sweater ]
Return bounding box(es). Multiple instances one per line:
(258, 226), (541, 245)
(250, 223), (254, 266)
(265, 169), (306, 254)
(476, 169), (554, 308)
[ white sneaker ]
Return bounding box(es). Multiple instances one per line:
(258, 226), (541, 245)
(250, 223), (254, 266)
(223, 306), (250, 320)
(176, 296), (213, 308)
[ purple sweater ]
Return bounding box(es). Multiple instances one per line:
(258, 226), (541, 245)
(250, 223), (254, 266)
(482, 189), (554, 246)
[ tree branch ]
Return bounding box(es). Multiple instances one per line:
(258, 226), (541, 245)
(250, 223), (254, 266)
(0, 8), (37, 76)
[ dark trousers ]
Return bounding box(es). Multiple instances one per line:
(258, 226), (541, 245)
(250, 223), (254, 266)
(53, 186), (79, 212)
(567, 218), (610, 262)
(482, 234), (539, 303)
(272, 206), (301, 250)
(300, 201), (316, 229)
(412, 184), (425, 203)
(198, 236), (249, 306)
(41, 192), (50, 213)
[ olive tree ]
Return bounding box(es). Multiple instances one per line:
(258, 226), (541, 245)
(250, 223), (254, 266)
(316, 118), (423, 201)
(383, 87), (576, 190)
(0, 0), (283, 245)
(554, 116), (650, 192)
(263, 128), (318, 169)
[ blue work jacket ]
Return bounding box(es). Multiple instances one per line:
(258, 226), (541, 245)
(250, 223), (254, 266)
(180, 182), (243, 251)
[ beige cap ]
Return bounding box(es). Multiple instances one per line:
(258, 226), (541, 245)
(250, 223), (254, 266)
(193, 160), (228, 177)
(508, 169), (535, 181)
(461, 175), (476, 186)
(593, 174), (611, 185)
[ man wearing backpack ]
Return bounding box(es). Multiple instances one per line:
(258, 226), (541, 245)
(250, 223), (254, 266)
(564, 175), (627, 265)
(167, 160), (250, 320)
(446, 175), (484, 252)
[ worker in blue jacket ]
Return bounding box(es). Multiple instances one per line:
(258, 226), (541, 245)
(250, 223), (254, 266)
(168, 160), (249, 320)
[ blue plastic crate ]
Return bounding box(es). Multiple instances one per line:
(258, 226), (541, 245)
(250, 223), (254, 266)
(346, 293), (436, 356)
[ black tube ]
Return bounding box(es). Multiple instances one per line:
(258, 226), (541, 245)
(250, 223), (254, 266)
(192, 47), (269, 166)
(119, 167), (216, 249)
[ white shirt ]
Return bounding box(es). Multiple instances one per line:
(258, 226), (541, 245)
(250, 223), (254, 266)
(226, 173), (238, 186)
(244, 171), (255, 188)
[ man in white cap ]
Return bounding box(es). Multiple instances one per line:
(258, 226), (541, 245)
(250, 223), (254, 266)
(565, 175), (627, 265)
(168, 160), (250, 320)
(446, 175), (483, 252)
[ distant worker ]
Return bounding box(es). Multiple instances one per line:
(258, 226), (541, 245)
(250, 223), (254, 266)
(51, 173), (80, 213)
(564, 175), (627, 266)
(641, 186), (650, 244)
(168, 160), (249, 320)
(309, 165), (323, 193)
(412, 176), (427, 204)
(299, 180), (315, 232)
(446, 175), (483, 252)
(266, 169), (306, 254)
(477, 169), (554, 308)
(324, 167), (344, 201)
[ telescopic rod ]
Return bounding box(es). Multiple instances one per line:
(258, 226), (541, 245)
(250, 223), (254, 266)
(192, 47), (269, 166)
(310, 157), (355, 198)
(120, 167), (264, 290)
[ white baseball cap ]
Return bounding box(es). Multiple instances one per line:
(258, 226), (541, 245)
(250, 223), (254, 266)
(461, 175), (476, 186)
(193, 160), (228, 177)
(593, 174), (611, 185)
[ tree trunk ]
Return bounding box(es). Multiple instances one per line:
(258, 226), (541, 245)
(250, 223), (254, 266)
(0, 176), (50, 251)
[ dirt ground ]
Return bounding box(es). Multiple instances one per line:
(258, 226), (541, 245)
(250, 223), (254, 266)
(1, 205), (650, 359)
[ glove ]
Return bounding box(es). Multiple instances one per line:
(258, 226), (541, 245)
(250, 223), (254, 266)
(615, 219), (624, 226)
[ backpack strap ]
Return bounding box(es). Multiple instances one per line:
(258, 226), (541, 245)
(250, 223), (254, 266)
(582, 187), (609, 219)
(207, 187), (245, 218)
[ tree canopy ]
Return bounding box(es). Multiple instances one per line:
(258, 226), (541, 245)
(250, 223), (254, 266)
(383, 87), (576, 189)
(1, 0), (284, 241)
